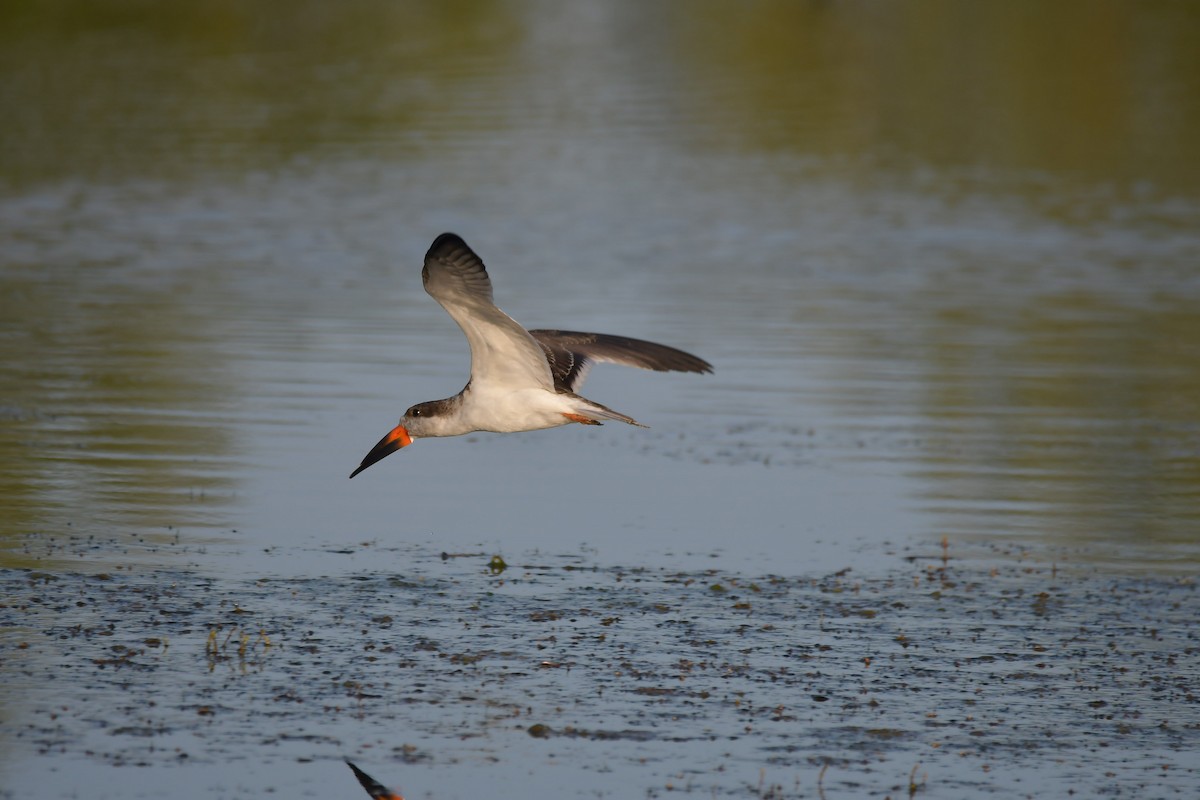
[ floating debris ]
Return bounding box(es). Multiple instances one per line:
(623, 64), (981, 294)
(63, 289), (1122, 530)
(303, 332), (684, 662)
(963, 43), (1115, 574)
(1, 550), (1197, 798)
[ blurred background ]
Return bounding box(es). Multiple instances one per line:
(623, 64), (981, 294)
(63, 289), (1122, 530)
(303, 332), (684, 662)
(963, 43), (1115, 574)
(2, 0), (1199, 574)
(3, 2), (1200, 799)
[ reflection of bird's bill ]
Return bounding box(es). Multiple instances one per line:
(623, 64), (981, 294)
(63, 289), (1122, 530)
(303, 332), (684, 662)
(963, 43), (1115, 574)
(345, 759), (404, 800)
(349, 424), (413, 478)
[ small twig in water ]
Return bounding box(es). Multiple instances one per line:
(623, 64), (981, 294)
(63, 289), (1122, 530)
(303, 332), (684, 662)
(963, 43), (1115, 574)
(908, 762), (927, 798)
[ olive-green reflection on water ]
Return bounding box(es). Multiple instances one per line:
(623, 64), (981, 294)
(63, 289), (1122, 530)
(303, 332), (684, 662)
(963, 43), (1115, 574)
(670, 1), (1200, 189)
(2, 1), (1198, 194)
(0, 268), (238, 566)
(0, 0), (520, 185)
(0, 0), (1197, 572)
(913, 290), (1200, 554)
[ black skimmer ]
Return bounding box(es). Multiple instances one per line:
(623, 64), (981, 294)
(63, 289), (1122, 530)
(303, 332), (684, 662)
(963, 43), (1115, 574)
(350, 233), (712, 478)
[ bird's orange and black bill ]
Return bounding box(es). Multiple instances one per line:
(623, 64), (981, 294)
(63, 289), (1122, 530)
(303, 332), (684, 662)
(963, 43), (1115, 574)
(345, 759), (404, 800)
(349, 424), (413, 478)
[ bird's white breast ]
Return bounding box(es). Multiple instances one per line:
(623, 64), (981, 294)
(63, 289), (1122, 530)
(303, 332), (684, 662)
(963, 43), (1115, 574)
(458, 386), (576, 433)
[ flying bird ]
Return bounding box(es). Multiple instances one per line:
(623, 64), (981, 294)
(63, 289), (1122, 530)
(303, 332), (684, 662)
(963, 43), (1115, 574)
(350, 233), (711, 477)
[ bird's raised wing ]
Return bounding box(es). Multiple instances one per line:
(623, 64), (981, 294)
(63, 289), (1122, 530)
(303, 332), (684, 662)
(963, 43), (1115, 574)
(422, 234), (554, 393)
(529, 329), (713, 393)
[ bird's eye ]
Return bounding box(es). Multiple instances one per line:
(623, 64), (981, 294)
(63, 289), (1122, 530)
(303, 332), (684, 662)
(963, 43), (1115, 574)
(409, 406), (423, 417)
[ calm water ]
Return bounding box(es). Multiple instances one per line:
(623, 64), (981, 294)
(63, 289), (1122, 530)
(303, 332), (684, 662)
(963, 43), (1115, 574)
(2, 1), (1199, 797)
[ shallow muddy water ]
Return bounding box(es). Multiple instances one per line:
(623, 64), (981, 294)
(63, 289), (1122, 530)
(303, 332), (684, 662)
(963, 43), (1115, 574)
(2, 548), (1197, 799)
(2, 1), (1200, 797)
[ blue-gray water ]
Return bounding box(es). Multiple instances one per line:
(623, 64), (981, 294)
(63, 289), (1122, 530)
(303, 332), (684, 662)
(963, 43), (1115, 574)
(2, 2), (1199, 797)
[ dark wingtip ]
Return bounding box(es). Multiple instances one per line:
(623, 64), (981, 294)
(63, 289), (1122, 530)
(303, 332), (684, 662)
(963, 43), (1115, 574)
(650, 351), (713, 375)
(426, 232), (470, 259)
(658, 345), (713, 375)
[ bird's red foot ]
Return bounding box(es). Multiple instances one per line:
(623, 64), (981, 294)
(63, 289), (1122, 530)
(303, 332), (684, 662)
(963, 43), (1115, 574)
(562, 413), (602, 425)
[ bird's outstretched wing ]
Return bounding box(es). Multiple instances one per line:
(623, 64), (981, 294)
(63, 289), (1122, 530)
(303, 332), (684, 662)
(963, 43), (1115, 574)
(529, 329), (713, 393)
(422, 233), (555, 393)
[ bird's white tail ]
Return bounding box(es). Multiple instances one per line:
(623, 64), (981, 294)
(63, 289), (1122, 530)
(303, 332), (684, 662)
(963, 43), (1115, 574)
(569, 394), (648, 428)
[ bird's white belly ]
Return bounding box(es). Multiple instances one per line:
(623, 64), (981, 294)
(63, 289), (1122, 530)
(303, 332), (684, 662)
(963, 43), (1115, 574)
(460, 387), (576, 433)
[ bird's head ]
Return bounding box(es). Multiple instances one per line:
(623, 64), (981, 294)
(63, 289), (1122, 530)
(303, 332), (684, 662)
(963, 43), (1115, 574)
(349, 400), (455, 478)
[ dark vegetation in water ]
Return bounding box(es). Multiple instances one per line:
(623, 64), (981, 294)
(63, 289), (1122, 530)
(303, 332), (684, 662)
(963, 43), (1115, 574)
(1, 546), (1197, 798)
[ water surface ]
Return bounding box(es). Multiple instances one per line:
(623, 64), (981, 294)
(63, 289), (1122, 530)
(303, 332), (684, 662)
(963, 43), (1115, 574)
(2, 1), (1199, 797)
